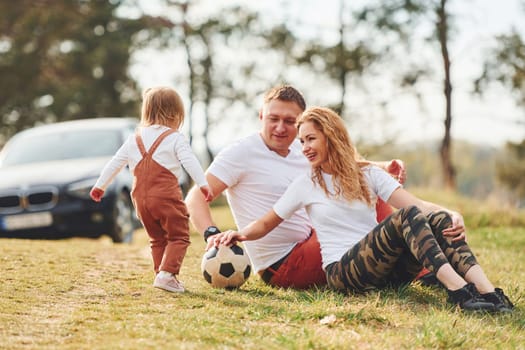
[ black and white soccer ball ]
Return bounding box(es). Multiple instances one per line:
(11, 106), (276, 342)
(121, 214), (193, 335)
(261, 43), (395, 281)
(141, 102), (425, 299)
(201, 244), (251, 289)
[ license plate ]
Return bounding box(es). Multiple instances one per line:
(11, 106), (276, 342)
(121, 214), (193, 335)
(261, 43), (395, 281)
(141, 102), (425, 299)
(2, 212), (53, 230)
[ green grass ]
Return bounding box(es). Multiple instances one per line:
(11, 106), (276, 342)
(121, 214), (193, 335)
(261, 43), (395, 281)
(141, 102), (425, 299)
(0, 203), (524, 350)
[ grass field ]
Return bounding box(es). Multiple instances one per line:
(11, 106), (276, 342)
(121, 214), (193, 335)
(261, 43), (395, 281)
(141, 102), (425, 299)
(1, 204), (524, 350)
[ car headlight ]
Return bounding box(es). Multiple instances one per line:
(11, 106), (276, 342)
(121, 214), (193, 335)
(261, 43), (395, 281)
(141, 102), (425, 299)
(66, 178), (99, 199)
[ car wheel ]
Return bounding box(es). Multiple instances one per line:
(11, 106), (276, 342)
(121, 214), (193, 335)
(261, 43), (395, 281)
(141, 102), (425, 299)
(108, 190), (135, 243)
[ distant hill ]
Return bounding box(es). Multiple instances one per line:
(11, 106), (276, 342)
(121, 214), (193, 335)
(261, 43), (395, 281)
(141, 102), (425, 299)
(358, 139), (509, 200)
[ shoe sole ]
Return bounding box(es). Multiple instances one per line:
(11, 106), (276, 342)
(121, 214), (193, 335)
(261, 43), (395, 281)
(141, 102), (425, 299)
(153, 283), (185, 293)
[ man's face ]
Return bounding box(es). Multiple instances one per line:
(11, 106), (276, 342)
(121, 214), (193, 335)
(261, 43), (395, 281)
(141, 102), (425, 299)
(259, 99), (303, 157)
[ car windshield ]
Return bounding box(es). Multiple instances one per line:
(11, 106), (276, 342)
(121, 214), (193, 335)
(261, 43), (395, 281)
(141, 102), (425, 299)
(2, 129), (122, 166)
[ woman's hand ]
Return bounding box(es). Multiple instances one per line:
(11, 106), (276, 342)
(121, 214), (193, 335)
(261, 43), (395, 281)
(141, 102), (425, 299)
(207, 230), (246, 249)
(207, 210), (282, 250)
(442, 211), (467, 242)
(215, 230), (246, 247)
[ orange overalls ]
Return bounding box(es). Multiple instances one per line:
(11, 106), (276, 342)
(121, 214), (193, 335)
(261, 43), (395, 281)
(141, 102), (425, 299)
(132, 129), (190, 275)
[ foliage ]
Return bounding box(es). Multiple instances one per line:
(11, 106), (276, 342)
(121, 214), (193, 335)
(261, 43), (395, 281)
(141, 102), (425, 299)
(0, 202), (524, 349)
(278, 0), (459, 189)
(142, 1), (304, 166)
(476, 30), (525, 107)
(280, 0), (428, 117)
(161, 2), (272, 165)
(0, 0), (168, 144)
(497, 139), (525, 203)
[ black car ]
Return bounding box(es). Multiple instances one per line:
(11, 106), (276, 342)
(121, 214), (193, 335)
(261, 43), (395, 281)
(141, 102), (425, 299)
(0, 118), (143, 243)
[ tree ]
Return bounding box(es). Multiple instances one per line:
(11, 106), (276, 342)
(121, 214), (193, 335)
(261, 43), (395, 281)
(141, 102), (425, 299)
(156, 1), (294, 166)
(264, 0), (457, 190)
(359, 0), (458, 189)
(476, 30), (525, 107)
(435, 0), (456, 190)
(0, 0), (167, 144)
(175, 4), (261, 165)
(277, 0), (398, 117)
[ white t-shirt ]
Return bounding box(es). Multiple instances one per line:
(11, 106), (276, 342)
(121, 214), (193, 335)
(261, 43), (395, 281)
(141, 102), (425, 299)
(273, 166), (401, 269)
(208, 133), (312, 272)
(95, 125), (207, 190)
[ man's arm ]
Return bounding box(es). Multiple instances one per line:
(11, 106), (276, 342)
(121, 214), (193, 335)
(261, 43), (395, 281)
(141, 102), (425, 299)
(186, 173), (228, 238)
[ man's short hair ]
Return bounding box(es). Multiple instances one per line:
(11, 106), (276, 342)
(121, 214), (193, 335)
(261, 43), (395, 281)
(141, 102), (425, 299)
(263, 85), (306, 111)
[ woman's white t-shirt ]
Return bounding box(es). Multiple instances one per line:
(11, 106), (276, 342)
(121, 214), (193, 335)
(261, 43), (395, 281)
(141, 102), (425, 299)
(273, 166), (400, 269)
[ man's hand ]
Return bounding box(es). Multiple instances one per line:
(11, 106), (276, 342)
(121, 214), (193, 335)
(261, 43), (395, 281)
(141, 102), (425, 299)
(387, 159), (406, 184)
(205, 234), (219, 250)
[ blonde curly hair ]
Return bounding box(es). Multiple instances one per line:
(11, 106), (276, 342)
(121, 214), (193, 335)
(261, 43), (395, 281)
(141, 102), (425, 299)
(297, 106), (373, 206)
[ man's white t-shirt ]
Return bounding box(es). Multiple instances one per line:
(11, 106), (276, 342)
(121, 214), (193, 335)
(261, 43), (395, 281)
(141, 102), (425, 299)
(208, 133), (312, 272)
(273, 166), (400, 269)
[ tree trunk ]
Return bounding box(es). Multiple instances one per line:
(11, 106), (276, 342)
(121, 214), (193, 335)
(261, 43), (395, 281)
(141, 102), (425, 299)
(437, 0), (456, 190)
(335, 0), (346, 116)
(181, 3), (195, 146)
(200, 33), (215, 167)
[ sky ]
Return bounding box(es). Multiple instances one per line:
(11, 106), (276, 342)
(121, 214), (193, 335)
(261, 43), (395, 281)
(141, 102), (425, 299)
(131, 0), (525, 149)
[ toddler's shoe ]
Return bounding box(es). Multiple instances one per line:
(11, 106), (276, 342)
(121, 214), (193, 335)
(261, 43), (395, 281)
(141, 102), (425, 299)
(153, 274), (185, 293)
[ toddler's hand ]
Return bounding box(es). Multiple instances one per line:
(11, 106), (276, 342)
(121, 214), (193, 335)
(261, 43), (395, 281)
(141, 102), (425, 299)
(200, 185), (214, 202)
(90, 187), (105, 202)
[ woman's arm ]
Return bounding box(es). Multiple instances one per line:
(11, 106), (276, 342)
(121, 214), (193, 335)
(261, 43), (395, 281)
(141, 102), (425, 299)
(387, 187), (444, 215)
(387, 187), (467, 242)
(213, 209), (284, 247)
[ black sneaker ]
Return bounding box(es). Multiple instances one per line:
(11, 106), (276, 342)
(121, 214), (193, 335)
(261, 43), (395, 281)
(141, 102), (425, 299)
(417, 271), (443, 288)
(481, 288), (514, 313)
(447, 283), (496, 312)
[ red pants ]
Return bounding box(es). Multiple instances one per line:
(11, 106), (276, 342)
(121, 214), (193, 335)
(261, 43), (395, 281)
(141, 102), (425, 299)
(135, 196), (190, 275)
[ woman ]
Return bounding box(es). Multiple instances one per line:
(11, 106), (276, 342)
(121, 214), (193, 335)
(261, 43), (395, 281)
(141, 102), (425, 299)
(215, 106), (514, 313)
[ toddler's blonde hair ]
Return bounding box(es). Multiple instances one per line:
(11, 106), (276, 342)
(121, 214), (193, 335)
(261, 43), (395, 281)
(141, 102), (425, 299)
(141, 87), (185, 129)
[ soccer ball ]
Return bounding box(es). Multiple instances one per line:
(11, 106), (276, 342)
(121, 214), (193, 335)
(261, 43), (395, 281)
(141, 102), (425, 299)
(201, 244), (251, 289)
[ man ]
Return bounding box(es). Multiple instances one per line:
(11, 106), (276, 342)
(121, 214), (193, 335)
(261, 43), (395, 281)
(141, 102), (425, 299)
(186, 85), (406, 289)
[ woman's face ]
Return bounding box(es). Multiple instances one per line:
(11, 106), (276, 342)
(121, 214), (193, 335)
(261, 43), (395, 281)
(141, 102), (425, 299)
(298, 121), (330, 172)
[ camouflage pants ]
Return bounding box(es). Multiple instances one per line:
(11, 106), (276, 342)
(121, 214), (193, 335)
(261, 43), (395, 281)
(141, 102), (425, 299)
(325, 205), (478, 293)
